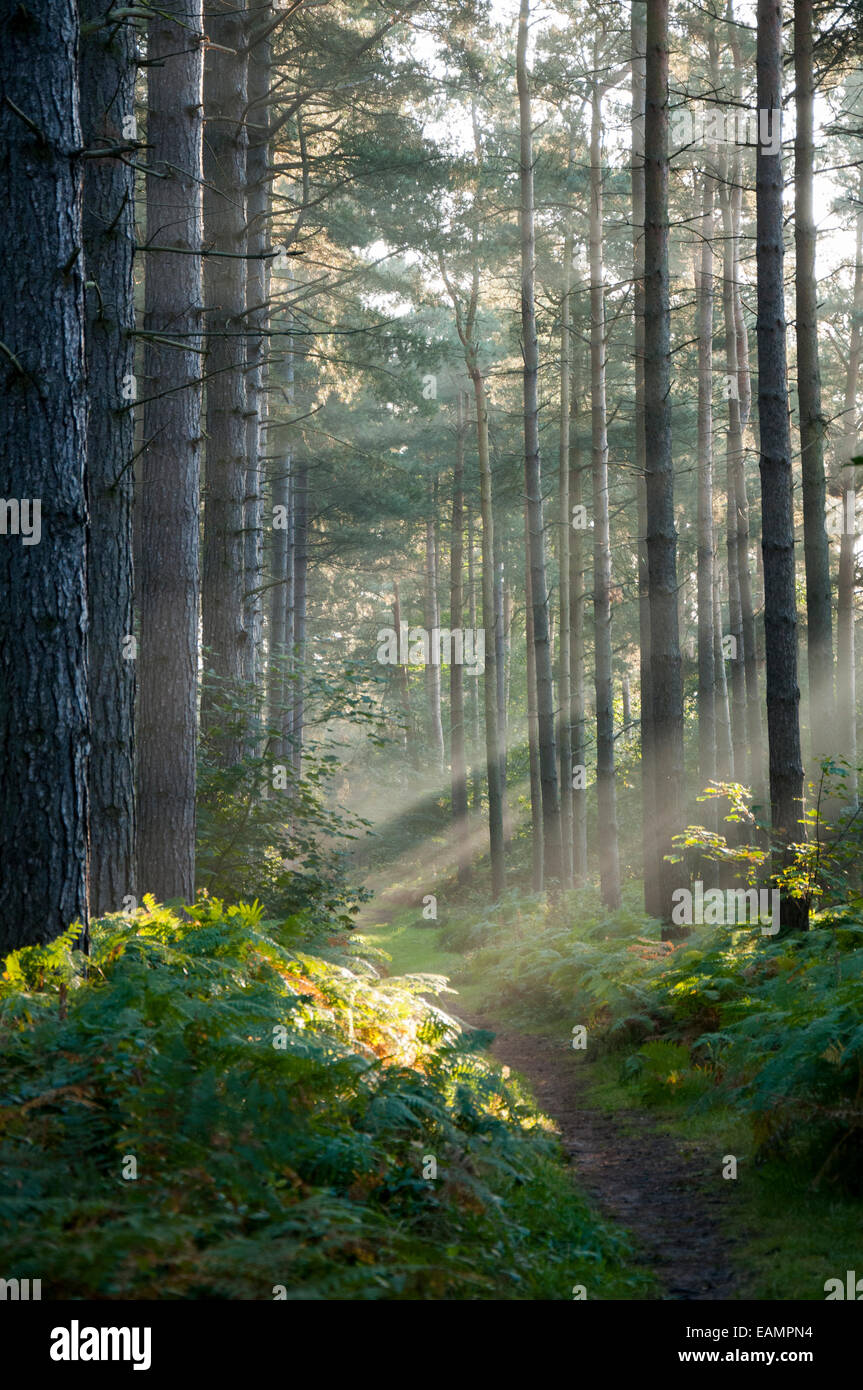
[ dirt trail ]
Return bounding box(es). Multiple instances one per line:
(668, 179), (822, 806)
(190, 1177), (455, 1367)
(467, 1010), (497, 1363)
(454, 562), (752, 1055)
(364, 902), (740, 1299)
(472, 1018), (741, 1300)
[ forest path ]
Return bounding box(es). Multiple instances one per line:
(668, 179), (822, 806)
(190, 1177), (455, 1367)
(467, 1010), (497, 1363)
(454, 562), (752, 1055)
(359, 906), (741, 1299)
(467, 1014), (741, 1300)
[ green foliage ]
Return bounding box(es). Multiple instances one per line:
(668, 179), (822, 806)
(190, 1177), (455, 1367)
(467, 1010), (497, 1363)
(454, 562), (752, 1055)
(622, 1041), (713, 1107)
(0, 898), (639, 1300)
(196, 664), (376, 927)
(452, 887), (863, 1189)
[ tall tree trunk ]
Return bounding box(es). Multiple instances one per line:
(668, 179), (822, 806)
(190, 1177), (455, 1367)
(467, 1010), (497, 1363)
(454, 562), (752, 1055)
(755, 0), (808, 930)
(622, 671), (632, 740)
(392, 580), (417, 765)
(644, 0), (684, 923)
(518, 0), (561, 886)
(290, 460), (308, 778)
(590, 61), (621, 908)
(137, 1), (204, 903)
(525, 504), (544, 890)
(695, 171), (716, 792)
(451, 391), (469, 878)
(243, 9), (273, 690)
(268, 455), (291, 760)
(493, 504), (508, 807)
(467, 498), (483, 810)
(201, 5), (249, 745)
(81, 1), (136, 914)
(470, 366), (506, 899)
(794, 0), (834, 764)
(424, 510), (445, 769)
(632, 1), (659, 914)
(724, 0), (765, 799)
(569, 368), (589, 882)
(558, 211), (574, 888)
(718, 165), (748, 786)
(713, 563), (734, 780)
(0, 0), (89, 951)
(837, 192), (863, 812)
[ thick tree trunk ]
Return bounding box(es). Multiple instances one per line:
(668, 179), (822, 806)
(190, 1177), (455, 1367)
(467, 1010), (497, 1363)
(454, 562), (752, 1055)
(81, 1), (136, 914)
(644, 0), (684, 923)
(0, 0), (90, 951)
(518, 0), (561, 887)
(794, 0), (834, 760)
(695, 171), (716, 792)
(755, 0), (808, 930)
(138, 1), (204, 903)
(201, 5), (249, 743)
(590, 65), (621, 909)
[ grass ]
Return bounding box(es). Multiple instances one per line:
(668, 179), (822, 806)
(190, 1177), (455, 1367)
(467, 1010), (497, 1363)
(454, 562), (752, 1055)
(356, 910), (488, 1015)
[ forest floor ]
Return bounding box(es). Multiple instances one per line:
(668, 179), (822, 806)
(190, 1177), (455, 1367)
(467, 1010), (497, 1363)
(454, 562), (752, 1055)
(357, 904), (741, 1301)
(467, 1020), (739, 1300)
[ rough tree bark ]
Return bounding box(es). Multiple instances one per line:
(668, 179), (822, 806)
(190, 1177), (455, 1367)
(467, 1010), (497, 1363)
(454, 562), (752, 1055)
(644, 0), (684, 923)
(201, 3), (249, 745)
(81, 1), (136, 914)
(138, 1), (204, 902)
(755, 0), (808, 930)
(0, 0), (90, 950)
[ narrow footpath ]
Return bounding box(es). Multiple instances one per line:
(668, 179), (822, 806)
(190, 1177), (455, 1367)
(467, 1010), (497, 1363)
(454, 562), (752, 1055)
(474, 1018), (741, 1300)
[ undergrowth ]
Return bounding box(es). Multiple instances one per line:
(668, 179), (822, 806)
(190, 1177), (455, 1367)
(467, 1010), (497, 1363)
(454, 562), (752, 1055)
(443, 887), (863, 1190)
(0, 896), (641, 1300)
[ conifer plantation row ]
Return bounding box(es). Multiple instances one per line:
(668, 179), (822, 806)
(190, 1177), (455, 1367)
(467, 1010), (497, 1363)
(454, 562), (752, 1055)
(2, 0), (863, 1310)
